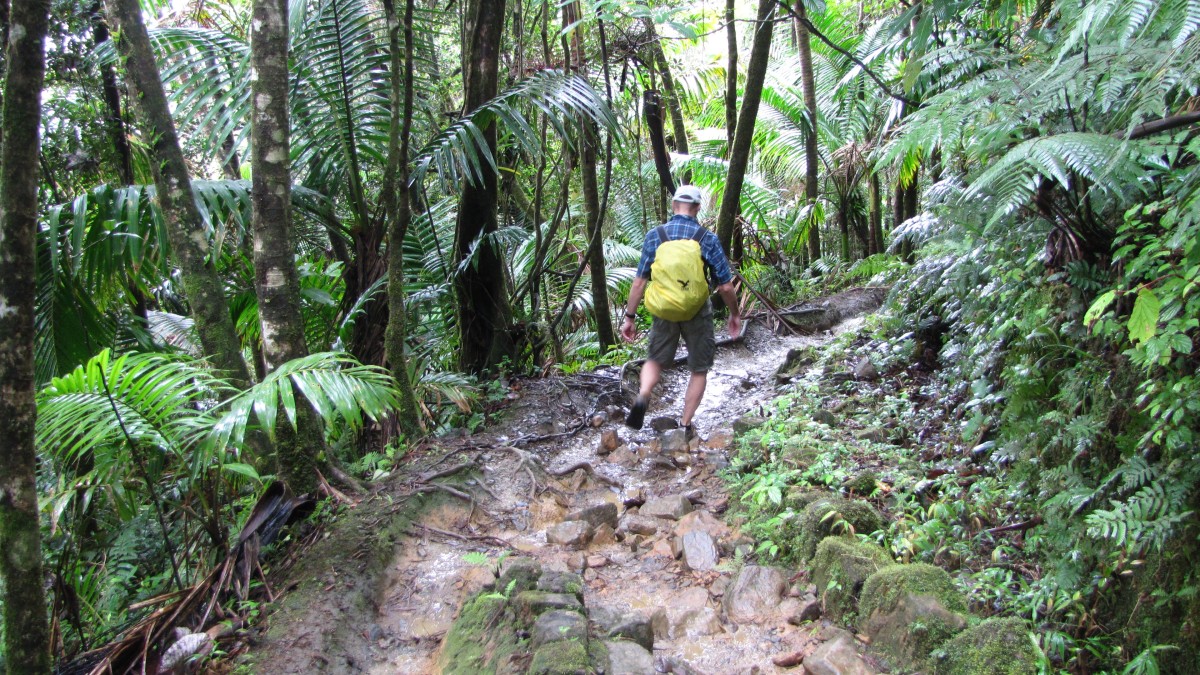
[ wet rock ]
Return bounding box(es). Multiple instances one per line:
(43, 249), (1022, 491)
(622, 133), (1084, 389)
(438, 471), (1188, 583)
(536, 571), (585, 599)
(591, 523), (616, 546)
(528, 640), (591, 675)
(607, 446), (638, 467)
(605, 640), (655, 675)
(661, 428), (690, 453)
(673, 453), (692, 467)
(675, 586), (709, 610)
(674, 509), (731, 541)
(546, 520), (593, 549)
(705, 429), (734, 450)
(680, 531), (720, 571)
(586, 554), (608, 569)
(723, 565), (787, 623)
(933, 616), (1039, 675)
(732, 415), (766, 437)
(785, 594), (822, 624)
(619, 513), (662, 536)
(683, 489), (704, 503)
(591, 412), (608, 427)
(583, 568), (597, 582)
(795, 498), (885, 561)
(646, 537), (677, 559)
(853, 356), (879, 381)
(810, 538), (893, 622)
(591, 606), (654, 651)
(623, 487), (645, 508)
(663, 655), (711, 675)
(496, 556), (542, 594)
(531, 609), (588, 648)
(650, 416), (679, 432)
(802, 633), (875, 675)
(859, 564), (968, 669)
(641, 495), (694, 520)
(653, 606), (724, 639)
(515, 591), (582, 622)
(703, 451), (730, 470)
(565, 552), (587, 573)
(565, 503), (619, 530)
(599, 429), (620, 454)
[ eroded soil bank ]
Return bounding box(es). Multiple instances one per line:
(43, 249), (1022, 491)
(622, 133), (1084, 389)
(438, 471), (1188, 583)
(245, 289), (883, 674)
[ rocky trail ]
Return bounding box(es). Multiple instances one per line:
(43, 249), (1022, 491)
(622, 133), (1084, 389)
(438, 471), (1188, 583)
(247, 289), (905, 674)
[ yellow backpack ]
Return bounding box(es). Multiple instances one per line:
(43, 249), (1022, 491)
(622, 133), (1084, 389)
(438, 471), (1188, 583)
(645, 226), (709, 322)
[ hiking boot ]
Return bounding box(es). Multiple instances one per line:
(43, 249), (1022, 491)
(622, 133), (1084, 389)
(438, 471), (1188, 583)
(625, 396), (648, 430)
(684, 423), (697, 443)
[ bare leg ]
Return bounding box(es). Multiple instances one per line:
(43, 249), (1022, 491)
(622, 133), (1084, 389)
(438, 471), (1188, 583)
(638, 359), (663, 401)
(680, 371), (707, 426)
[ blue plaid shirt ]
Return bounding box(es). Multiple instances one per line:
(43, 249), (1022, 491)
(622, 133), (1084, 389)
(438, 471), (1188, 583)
(635, 215), (734, 286)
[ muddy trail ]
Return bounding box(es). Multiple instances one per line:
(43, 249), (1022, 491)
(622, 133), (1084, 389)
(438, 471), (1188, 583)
(247, 288), (886, 675)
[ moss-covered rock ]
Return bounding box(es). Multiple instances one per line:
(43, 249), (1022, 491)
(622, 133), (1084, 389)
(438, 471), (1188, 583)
(810, 537), (893, 623)
(786, 485), (831, 510)
(514, 591), (583, 625)
(795, 497), (885, 561)
(932, 617), (1038, 675)
(496, 556), (542, 595)
(845, 471), (880, 496)
(527, 639), (608, 675)
(437, 594), (523, 674)
(859, 564), (969, 670)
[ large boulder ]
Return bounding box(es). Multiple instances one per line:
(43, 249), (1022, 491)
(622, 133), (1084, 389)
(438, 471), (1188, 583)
(795, 497), (885, 561)
(932, 617), (1038, 675)
(680, 531), (720, 571)
(859, 564), (969, 670)
(722, 565), (787, 623)
(810, 537), (893, 623)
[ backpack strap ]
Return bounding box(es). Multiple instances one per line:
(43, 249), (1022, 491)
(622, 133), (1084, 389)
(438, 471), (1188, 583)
(654, 225), (669, 244)
(690, 227), (705, 243)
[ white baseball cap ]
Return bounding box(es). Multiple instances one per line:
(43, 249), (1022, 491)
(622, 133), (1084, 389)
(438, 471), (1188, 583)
(672, 185), (703, 204)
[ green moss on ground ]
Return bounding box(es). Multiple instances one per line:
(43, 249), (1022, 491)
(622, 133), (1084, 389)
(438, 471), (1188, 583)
(528, 639), (592, 675)
(811, 537), (894, 623)
(859, 564), (969, 669)
(932, 617), (1038, 675)
(437, 594), (524, 674)
(795, 497), (885, 561)
(860, 563), (967, 618)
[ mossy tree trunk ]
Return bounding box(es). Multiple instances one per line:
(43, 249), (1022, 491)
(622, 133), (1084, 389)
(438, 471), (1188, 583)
(0, 0), (53, 668)
(250, 0), (326, 492)
(454, 0), (512, 374)
(724, 0), (737, 154)
(796, 5), (822, 262)
(715, 0), (774, 255)
(382, 0), (422, 434)
(107, 0), (253, 390)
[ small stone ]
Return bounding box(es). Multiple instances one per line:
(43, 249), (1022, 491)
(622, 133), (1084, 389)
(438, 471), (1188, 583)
(514, 591), (583, 621)
(854, 427), (888, 444)
(607, 446), (638, 467)
(622, 487), (645, 508)
(564, 503), (619, 530)
(604, 640), (655, 675)
(591, 523), (616, 546)
(674, 510), (731, 541)
(530, 609), (587, 648)
(586, 555), (608, 568)
(786, 596), (822, 624)
(811, 409), (838, 426)
(583, 568), (598, 582)
(600, 429), (620, 453)
(619, 513), (661, 536)
(722, 565), (787, 624)
(703, 452), (730, 470)
(496, 556), (542, 594)
(566, 552), (587, 573)
(591, 412), (608, 427)
(646, 537), (677, 559)
(661, 428), (690, 453)
(705, 429), (734, 449)
(650, 416), (679, 432)
(802, 633), (875, 675)
(546, 520), (593, 549)
(683, 489), (704, 503)
(536, 571), (585, 598)
(853, 356), (879, 381)
(640, 495), (694, 520)
(680, 531), (720, 571)
(652, 606), (724, 639)
(673, 453), (692, 466)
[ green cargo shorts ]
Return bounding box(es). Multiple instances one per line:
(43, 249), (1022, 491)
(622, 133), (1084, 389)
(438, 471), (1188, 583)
(647, 301), (715, 373)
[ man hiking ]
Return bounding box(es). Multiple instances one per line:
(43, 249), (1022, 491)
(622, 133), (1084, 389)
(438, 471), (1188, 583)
(620, 185), (741, 438)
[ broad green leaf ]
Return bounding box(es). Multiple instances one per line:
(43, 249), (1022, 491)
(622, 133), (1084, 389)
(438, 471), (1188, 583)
(221, 463), (262, 481)
(1084, 290), (1116, 327)
(1128, 288), (1161, 346)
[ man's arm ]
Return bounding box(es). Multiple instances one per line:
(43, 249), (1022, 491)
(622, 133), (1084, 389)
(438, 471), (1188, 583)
(621, 276), (648, 342)
(717, 280), (741, 338)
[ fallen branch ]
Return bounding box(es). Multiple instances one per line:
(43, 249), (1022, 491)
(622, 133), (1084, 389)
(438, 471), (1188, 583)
(419, 462), (476, 483)
(410, 524), (516, 550)
(986, 516), (1043, 535)
(416, 482), (475, 502)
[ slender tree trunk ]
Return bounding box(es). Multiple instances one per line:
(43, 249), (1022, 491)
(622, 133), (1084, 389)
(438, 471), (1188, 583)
(796, 6), (821, 262)
(0, 0), (53, 669)
(642, 18), (688, 159)
(580, 126), (614, 351)
(250, 0), (324, 492)
(724, 0), (737, 154)
(107, 0), (253, 389)
(454, 0), (511, 373)
(869, 171), (883, 255)
(382, 0), (422, 434)
(715, 0), (774, 254)
(643, 89), (675, 197)
(90, 0), (134, 185)
(838, 196), (850, 261)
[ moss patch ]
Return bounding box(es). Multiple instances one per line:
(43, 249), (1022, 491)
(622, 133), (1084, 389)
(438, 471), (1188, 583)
(811, 537), (894, 623)
(437, 594), (524, 674)
(932, 617), (1037, 675)
(528, 640), (592, 675)
(795, 497), (885, 561)
(859, 564), (969, 670)
(860, 563), (967, 618)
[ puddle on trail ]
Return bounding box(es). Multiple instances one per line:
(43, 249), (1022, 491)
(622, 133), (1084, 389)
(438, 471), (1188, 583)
(352, 315), (866, 674)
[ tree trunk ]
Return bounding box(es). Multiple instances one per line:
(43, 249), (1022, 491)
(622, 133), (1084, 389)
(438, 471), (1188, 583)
(90, 0), (134, 185)
(869, 171), (883, 255)
(107, 0), (253, 390)
(580, 125), (614, 351)
(796, 6), (821, 262)
(454, 0), (511, 373)
(715, 0), (774, 254)
(0, 0), (53, 669)
(642, 18), (688, 158)
(643, 89), (675, 197)
(724, 0), (737, 154)
(382, 0), (422, 434)
(250, 0), (325, 492)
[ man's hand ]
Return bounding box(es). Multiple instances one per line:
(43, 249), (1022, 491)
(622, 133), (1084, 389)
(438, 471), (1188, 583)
(620, 316), (638, 342)
(727, 313), (742, 339)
